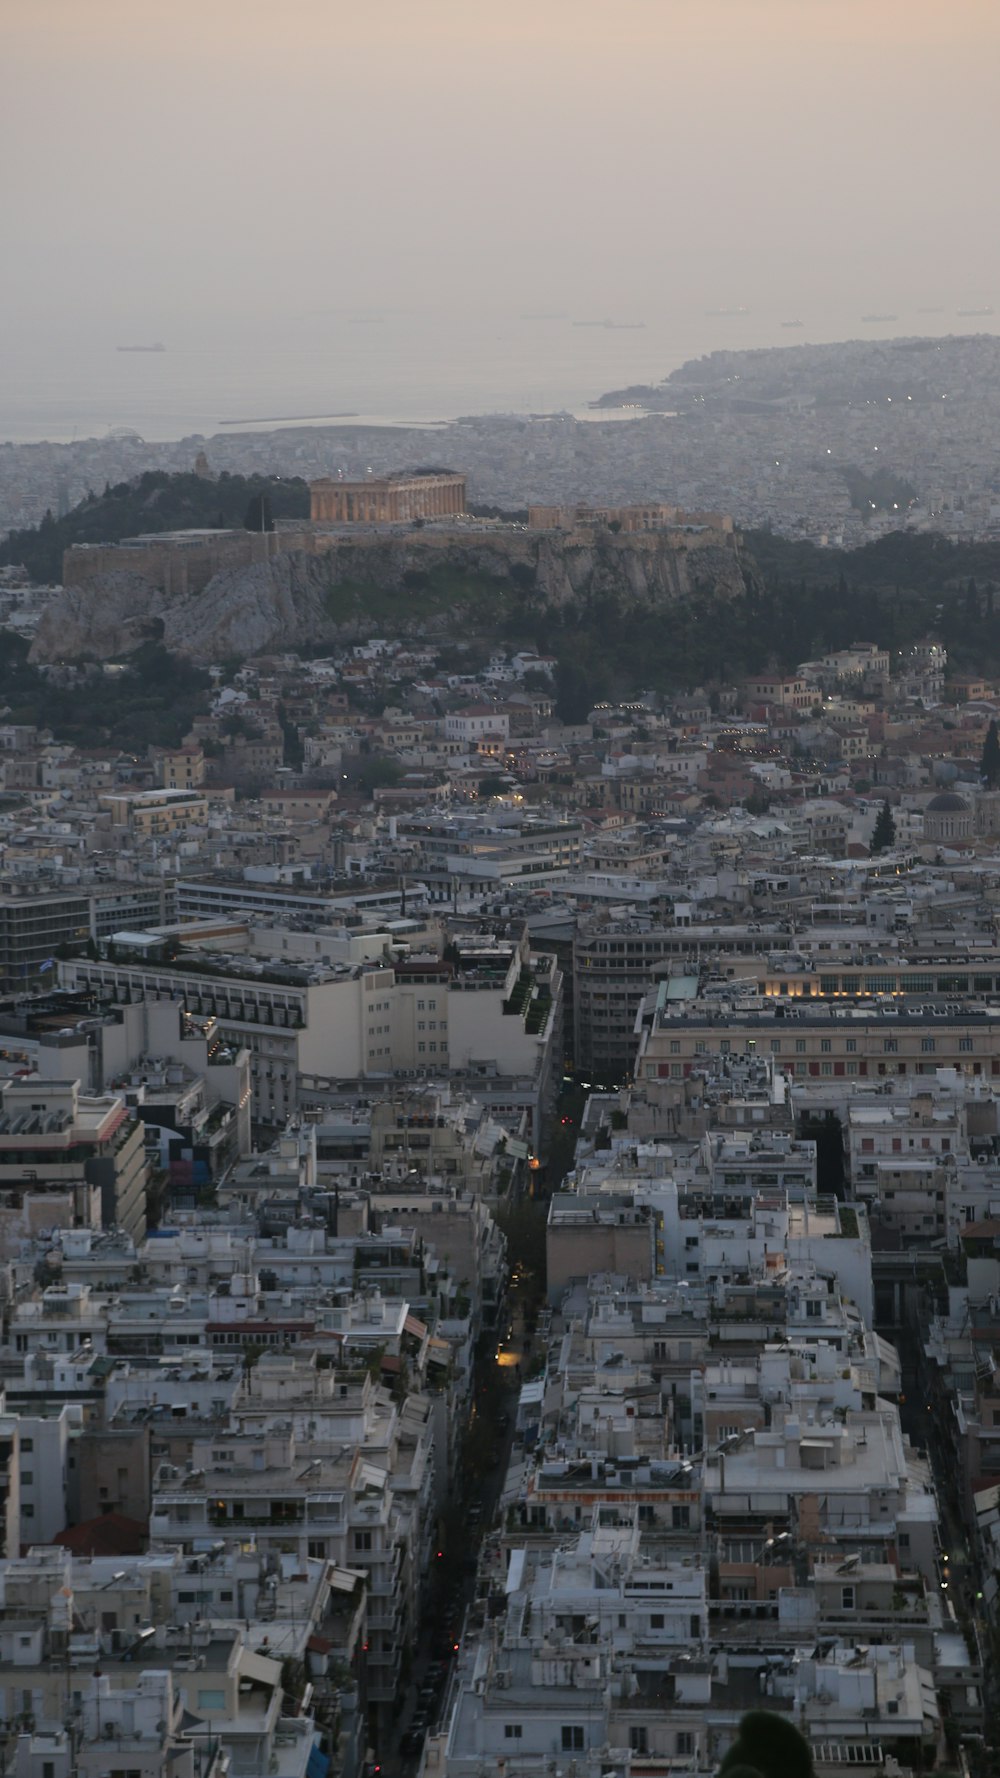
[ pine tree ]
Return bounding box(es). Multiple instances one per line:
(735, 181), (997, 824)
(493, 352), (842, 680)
(981, 718), (1000, 786)
(242, 491), (274, 533)
(871, 800), (896, 852)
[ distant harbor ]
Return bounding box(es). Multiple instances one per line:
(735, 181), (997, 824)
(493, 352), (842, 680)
(117, 342), (166, 353)
(219, 410), (360, 427)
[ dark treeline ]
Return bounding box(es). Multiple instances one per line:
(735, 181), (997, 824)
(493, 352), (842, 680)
(499, 530), (1000, 720)
(0, 635), (211, 750)
(1, 471), (310, 583)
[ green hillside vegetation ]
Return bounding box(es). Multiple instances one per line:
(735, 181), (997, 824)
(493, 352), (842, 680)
(745, 529), (1000, 669)
(1, 470), (310, 583)
(322, 561), (513, 627)
(495, 531), (1000, 717)
(0, 635), (211, 750)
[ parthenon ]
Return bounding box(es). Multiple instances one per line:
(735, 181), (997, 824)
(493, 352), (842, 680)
(310, 471), (466, 524)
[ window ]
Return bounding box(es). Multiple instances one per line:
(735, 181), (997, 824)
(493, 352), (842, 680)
(841, 1585), (855, 1610)
(770, 1039), (781, 1054)
(845, 1038), (856, 1053)
(504, 1726), (522, 1741)
(820, 1038), (831, 1054)
(630, 1728), (649, 1754)
(650, 1613), (665, 1629)
(670, 1039), (681, 1054)
(20, 1438), (33, 1454)
(354, 1531), (372, 1551)
(884, 1038), (898, 1054)
(561, 1727), (585, 1753)
(795, 1039), (806, 1054)
(921, 1037), (936, 1053)
(960, 1037), (974, 1053)
(676, 1734), (694, 1757)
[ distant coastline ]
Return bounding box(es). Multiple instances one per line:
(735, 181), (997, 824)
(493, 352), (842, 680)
(218, 411), (360, 427)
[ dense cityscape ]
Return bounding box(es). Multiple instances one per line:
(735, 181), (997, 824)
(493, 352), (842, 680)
(0, 443), (997, 1778)
(6, 0), (1000, 1772)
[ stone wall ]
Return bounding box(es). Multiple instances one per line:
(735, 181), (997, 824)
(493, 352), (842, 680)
(63, 529), (285, 597)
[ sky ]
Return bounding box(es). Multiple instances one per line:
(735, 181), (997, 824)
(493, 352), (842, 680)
(4, 0), (1000, 337)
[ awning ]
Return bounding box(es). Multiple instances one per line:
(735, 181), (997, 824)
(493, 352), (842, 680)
(327, 1566), (365, 1593)
(238, 1648), (283, 1688)
(404, 1314), (428, 1339)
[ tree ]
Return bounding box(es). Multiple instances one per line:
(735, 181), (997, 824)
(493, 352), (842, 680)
(871, 799), (896, 852)
(478, 774), (508, 799)
(981, 718), (1000, 786)
(242, 491), (274, 533)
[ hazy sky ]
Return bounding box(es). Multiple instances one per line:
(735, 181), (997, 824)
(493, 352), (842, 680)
(6, 0), (1000, 333)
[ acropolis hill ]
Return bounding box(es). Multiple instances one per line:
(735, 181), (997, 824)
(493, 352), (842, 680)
(31, 500), (746, 664)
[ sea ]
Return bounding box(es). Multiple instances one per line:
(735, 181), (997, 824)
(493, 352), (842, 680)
(1, 302), (997, 446)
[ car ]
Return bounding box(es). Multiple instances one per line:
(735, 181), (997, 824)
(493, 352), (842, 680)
(497, 1411), (510, 1432)
(400, 1728), (426, 1757)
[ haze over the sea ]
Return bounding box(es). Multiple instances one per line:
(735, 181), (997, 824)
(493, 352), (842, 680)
(3, 304), (999, 446)
(5, 0), (999, 444)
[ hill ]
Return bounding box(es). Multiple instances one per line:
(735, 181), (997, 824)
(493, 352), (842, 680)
(0, 470), (310, 583)
(29, 521), (752, 673)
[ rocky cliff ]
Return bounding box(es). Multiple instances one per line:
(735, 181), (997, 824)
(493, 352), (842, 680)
(31, 527), (754, 664)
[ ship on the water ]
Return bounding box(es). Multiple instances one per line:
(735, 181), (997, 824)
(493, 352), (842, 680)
(861, 313), (897, 322)
(957, 306), (994, 317)
(116, 342), (166, 352)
